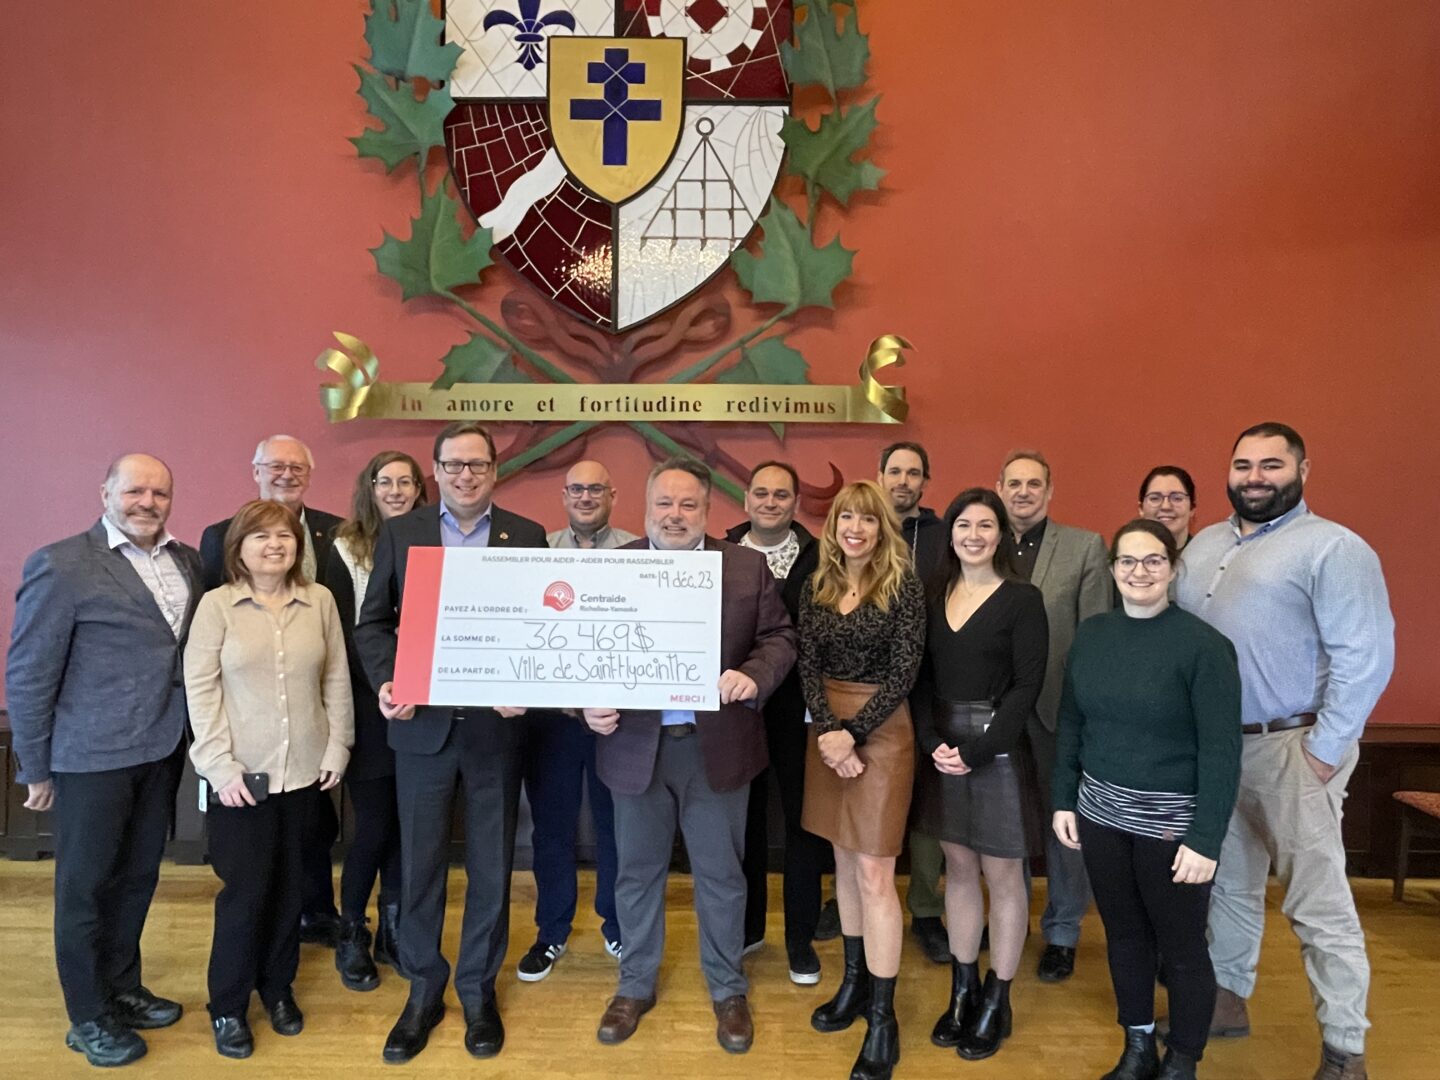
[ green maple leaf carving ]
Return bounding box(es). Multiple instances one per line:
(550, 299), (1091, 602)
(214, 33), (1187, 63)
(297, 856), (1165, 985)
(718, 337), (811, 439)
(371, 185), (494, 300)
(781, 98), (885, 206)
(365, 0), (463, 82)
(432, 334), (532, 389)
(351, 66), (453, 171)
(731, 198), (855, 311)
(781, 0), (870, 97)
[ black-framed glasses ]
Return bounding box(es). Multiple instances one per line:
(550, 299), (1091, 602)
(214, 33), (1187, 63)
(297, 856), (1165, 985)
(1114, 555), (1170, 573)
(437, 460), (494, 476)
(564, 483), (609, 498)
(260, 461), (310, 476)
(1143, 492), (1190, 507)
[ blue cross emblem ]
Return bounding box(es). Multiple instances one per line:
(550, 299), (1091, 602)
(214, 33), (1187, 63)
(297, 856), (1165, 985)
(569, 48), (663, 167)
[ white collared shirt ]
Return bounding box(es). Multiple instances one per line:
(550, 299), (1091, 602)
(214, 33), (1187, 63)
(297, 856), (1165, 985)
(101, 516), (190, 636)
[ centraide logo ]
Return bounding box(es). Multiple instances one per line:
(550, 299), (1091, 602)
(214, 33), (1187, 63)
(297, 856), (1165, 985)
(542, 581), (576, 612)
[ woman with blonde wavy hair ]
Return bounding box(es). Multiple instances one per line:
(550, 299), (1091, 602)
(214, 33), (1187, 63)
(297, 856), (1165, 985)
(798, 480), (927, 1080)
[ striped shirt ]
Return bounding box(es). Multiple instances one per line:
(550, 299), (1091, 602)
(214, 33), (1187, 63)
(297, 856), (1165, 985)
(1077, 771), (1196, 843)
(101, 516), (190, 636)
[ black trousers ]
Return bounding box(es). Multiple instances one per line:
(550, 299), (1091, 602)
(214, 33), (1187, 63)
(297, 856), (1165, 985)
(51, 741), (184, 1024)
(205, 785), (319, 1017)
(395, 714), (522, 1011)
(339, 774), (402, 920)
(742, 703), (829, 952)
(1078, 815), (1217, 1060)
(300, 787), (339, 917)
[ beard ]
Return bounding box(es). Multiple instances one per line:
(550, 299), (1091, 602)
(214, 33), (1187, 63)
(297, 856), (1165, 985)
(1227, 476), (1304, 524)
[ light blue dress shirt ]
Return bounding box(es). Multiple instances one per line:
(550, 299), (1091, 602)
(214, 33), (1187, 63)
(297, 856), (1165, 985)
(439, 505), (492, 549)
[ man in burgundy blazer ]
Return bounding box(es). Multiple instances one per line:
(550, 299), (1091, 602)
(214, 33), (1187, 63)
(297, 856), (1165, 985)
(583, 458), (796, 1055)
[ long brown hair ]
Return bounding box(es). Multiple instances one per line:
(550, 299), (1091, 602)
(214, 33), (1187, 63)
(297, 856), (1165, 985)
(335, 451), (428, 570)
(223, 500), (307, 588)
(811, 480), (911, 612)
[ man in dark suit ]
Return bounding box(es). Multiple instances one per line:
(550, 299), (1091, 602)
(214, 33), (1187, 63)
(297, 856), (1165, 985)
(355, 421), (547, 1064)
(584, 458), (796, 1054)
(6, 453), (203, 1067)
(997, 449), (1111, 982)
(198, 433), (345, 945)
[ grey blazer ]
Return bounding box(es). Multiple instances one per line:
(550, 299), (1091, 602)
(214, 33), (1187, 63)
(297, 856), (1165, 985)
(5, 522), (204, 783)
(1030, 519), (1112, 731)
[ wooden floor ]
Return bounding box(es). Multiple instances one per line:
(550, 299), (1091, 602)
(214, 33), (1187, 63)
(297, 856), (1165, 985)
(0, 865), (1436, 1079)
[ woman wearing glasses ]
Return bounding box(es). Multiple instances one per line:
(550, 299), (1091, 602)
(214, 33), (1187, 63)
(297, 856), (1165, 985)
(1138, 466), (1196, 552)
(1052, 520), (1241, 1080)
(325, 452), (428, 991)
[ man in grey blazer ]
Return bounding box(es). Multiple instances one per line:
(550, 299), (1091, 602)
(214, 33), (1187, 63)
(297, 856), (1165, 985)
(355, 422), (548, 1065)
(997, 449), (1111, 982)
(584, 458), (796, 1054)
(6, 454), (203, 1067)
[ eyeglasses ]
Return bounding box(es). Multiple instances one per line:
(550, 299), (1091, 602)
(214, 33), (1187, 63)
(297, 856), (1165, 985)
(373, 476), (418, 491)
(437, 459), (494, 476)
(260, 462), (310, 477)
(1114, 555), (1171, 573)
(1143, 492), (1190, 507)
(564, 483), (610, 498)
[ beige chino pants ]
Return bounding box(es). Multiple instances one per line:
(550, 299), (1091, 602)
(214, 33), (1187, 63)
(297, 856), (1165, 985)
(1207, 727), (1368, 1054)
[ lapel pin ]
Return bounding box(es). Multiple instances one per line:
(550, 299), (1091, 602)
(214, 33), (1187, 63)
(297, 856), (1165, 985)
(499, 531), (509, 541)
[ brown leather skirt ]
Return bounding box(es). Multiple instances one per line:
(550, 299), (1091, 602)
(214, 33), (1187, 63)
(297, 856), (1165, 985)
(801, 678), (915, 857)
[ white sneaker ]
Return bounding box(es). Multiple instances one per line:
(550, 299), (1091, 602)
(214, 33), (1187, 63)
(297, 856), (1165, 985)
(604, 938), (622, 960)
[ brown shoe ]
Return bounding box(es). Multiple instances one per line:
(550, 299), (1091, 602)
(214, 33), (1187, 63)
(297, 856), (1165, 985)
(597, 995), (655, 1045)
(1314, 1043), (1367, 1080)
(713, 995), (753, 1054)
(1158, 986), (1249, 1041)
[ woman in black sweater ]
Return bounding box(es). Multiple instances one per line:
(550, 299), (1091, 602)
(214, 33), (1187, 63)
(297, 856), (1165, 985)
(913, 488), (1048, 1063)
(1053, 519), (1241, 1080)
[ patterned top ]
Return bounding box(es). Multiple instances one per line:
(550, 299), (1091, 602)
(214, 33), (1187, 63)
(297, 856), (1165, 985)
(740, 529), (802, 580)
(798, 571), (927, 744)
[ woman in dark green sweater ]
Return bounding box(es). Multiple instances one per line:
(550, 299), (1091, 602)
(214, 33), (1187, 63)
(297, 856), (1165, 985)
(1053, 519), (1241, 1080)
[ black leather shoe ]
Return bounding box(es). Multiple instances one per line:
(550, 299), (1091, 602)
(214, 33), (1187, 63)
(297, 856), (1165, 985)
(211, 1015), (254, 1059)
(268, 993), (304, 1036)
(931, 958), (981, 1048)
(955, 971), (1012, 1061)
(299, 910), (341, 948)
(374, 901), (402, 971)
(1037, 943), (1077, 982)
(463, 999), (504, 1059)
(336, 917), (380, 991)
(111, 986), (183, 1030)
(814, 897), (841, 942)
(1102, 1027), (1161, 1080)
(65, 1016), (147, 1067)
(910, 916), (950, 965)
(383, 999), (445, 1064)
(812, 934), (871, 1033)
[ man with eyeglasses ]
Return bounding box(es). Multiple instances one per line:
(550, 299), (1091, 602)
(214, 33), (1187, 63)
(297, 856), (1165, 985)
(995, 449), (1111, 984)
(355, 421), (547, 1063)
(511, 462), (637, 984)
(198, 434), (347, 949)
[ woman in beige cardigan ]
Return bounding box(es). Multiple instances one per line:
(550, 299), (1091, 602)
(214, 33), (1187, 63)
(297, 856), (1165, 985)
(185, 499), (353, 1059)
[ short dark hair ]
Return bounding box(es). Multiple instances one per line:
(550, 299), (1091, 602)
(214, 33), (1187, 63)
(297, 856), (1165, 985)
(1138, 465), (1196, 505)
(941, 487), (1017, 588)
(433, 421), (496, 465)
(1109, 517), (1181, 567)
(1001, 448), (1051, 485)
(223, 499), (308, 587)
(1232, 421), (1305, 461)
(747, 460), (800, 493)
(647, 455), (712, 497)
(879, 441), (930, 479)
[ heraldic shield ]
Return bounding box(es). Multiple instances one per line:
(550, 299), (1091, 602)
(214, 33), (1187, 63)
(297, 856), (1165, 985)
(548, 37), (685, 205)
(443, 0), (794, 332)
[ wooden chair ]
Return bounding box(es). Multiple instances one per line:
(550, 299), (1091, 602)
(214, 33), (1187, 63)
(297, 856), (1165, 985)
(1392, 790), (1440, 900)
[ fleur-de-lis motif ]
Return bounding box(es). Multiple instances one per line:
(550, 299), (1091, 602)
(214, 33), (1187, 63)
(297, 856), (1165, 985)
(483, 0), (578, 71)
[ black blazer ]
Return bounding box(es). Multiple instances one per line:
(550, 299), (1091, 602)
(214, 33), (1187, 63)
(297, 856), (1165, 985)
(199, 506), (343, 591)
(353, 503), (548, 756)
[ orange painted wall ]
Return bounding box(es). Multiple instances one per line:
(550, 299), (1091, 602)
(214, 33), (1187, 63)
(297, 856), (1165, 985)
(2, 2), (1436, 722)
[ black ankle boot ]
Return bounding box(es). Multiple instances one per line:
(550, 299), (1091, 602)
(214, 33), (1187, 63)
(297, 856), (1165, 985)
(336, 917), (380, 991)
(955, 971), (1012, 1060)
(811, 934), (871, 1033)
(850, 974), (899, 1080)
(931, 958), (981, 1047)
(1102, 1027), (1161, 1080)
(374, 900), (402, 971)
(1156, 1046), (1198, 1079)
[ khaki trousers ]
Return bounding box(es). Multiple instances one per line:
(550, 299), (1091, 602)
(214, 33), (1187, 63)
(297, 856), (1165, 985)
(1208, 728), (1368, 1054)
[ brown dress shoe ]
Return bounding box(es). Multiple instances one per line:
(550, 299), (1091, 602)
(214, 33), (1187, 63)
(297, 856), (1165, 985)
(1314, 1043), (1367, 1080)
(597, 995), (656, 1045)
(713, 995), (754, 1054)
(1158, 986), (1250, 1040)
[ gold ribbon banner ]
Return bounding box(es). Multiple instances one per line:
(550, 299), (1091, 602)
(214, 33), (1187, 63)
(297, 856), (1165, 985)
(317, 333), (912, 425)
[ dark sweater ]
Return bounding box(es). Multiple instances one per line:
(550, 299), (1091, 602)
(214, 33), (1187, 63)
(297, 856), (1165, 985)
(1054, 605), (1242, 859)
